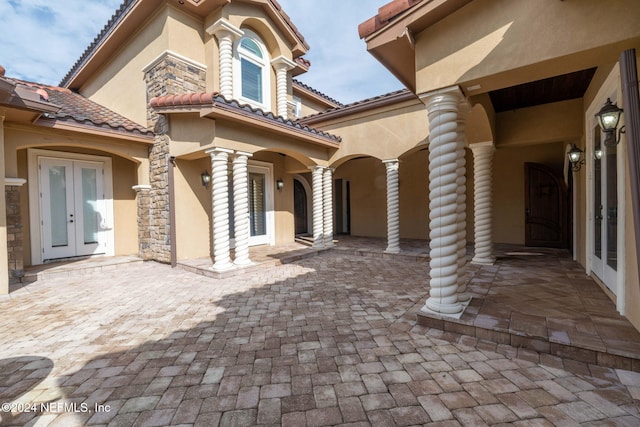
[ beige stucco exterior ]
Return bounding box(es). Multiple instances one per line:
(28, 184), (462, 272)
(362, 0), (640, 331)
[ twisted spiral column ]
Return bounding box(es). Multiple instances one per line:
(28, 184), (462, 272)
(422, 90), (464, 316)
(207, 148), (234, 271)
(272, 57), (296, 118)
(311, 166), (324, 248)
(323, 168), (334, 247)
(207, 19), (243, 100)
(455, 118), (470, 303)
(383, 159), (401, 254)
(233, 151), (252, 266)
(471, 143), (496, 264)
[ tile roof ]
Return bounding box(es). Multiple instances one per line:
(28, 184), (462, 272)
(292, 79), (344, 107)
(149, 92), (342, 143)
(299, 88), (415, 124)
(359, 0), (422, 39)
(10, 78), (153, 137)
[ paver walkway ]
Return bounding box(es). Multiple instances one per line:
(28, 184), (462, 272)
(1, 252), (639, 426)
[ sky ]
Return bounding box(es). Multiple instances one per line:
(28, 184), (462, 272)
(0, 0), (403, 105)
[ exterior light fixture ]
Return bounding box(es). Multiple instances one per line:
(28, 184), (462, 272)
(201, 170), (211, 188)
(568, 144), (585, 172)
(594, 145), (603, 160)
(595, 98), (625, 146)
(276, 179), (284, 191)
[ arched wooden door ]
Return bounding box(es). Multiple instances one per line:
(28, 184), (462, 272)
(524, 162), (569, 248)
(294, 178), (308, 235)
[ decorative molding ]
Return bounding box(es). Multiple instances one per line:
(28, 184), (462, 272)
(131, 184), (151, 191)
(4, 178), (26, 187)
(142, 50), (207, 74)
(206, 18), (244, 39)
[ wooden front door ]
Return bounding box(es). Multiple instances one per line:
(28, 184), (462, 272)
(294, 179), (308, 235)
(524, 162), (568, 248)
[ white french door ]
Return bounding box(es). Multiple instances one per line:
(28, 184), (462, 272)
(591, 125), (619, 292)
(30, 150), (113, 263)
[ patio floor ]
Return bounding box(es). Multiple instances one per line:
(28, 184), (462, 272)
(3, 236), (638, 425)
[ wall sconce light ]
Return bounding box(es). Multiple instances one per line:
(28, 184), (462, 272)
(201, 170), (211, 188)
(594, 145), (603, 160)
(276, 179), (284, 191)
(595, 98), (625, 146)
(568, 144), (585, 172)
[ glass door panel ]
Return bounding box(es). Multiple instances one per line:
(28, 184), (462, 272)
(605, 145), (618, 270)
(74, 161), (106, 256)
(249, 172), (266, 237)
(40, 158), (76, 260)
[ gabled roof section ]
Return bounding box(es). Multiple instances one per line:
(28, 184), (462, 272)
(292, 79), (344, 109)
(9, 78), (154, 139)
(300, 89), (416, 125)
(61, 0), (310, 89)
(149, 92), (342, 146)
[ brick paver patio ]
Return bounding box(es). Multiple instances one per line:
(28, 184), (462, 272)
(1, 252), (639, 426)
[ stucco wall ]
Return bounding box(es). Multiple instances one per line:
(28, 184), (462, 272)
(492, 142), (566, 245)
(414, 0), (640, 95)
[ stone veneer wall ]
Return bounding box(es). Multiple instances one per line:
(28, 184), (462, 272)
(143, 53), (207, 262)
(5, 185), (24, 284)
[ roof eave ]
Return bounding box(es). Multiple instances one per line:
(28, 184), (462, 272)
(34, 118), (155, 144)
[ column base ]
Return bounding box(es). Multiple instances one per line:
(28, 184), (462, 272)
(384, 247), (400, 254)
(471, 256), (496, 265)
(211, 261), (233, 272)
(421, 299), (465, 319)
(420, 303), (466, 320)
(234, 259), (252, 267)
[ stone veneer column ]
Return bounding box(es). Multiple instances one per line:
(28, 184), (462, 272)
(233, 151), (252, 266)
(207, 148), (234, 271)
(271, 56), (296, 118)
(0, 112), (7, 294)
(420, 87), (466, 317)
(5, 178), (26, 288)
(207, 19), (244, 100)
(132, 185), (152, 260)
(383, 159), (401, 254)
(471, 142), (497, 264)
(310, 166), (325, 248)
(323, 167), (334, 247)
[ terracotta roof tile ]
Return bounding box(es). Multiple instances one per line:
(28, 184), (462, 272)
(292, 79), (343, 107)
(299, 88), (414, 124)
(359, 0), (422, 39)
(149, 92), (341, 143)
(10, 78), (153, 137)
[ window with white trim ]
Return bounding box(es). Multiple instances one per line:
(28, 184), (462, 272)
(234, 30), (270, 110)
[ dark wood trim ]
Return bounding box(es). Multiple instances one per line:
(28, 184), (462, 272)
(620, 49), (640, 285)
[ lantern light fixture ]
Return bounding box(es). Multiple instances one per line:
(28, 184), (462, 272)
(568, 144), (585, 172)
(595, 98), (625, 146)
(201, 170), (211, 188)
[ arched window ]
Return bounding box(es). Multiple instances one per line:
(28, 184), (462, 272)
(234, 30), (270, 110)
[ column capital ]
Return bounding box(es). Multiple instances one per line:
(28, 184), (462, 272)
(206, 18), (244, 40)
(271, 55), (297, 71)
(309, 165), (326, 172)
(205, 147), (234, 156)
(233, 151), (253, 158)
(469, 141), (495, 152)
(382, 158), (400, 164)
(418, 85), (466, 108)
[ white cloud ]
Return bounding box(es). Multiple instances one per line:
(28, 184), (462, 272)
(0, 0), (403, 102)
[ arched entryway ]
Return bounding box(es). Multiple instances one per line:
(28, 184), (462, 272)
(293, 176), (312, 236)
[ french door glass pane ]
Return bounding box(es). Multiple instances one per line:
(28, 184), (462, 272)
(241, 58), (262, 103)
(82, 168), (99, 244)
(249, 173), (266, 237)
(49, 166), (68, 247)
(594, 128), (602, 259)
(606, 145), (618, 270)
